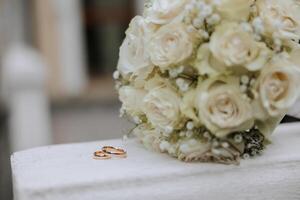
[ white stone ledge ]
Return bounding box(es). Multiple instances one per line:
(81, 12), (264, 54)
(11, 123), (300, 200)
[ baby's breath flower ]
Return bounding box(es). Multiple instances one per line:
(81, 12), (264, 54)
(186, 121), (194, 130)
(113, 70), (120, 80)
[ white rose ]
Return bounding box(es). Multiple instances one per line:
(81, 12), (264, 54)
(210, 22), (271, 71)
(117, 16), (156, 75)
(290, 48), (300, 72)
(149, 22), (195, 69)
(129, 65), (155, 89)
(196, 78), (254, 138)
(145, 0), (190, 25)
(133, 124), (161, 152)
(257, 54), (300, 117)
(194, 43), (221, 77)
(143, 86), (181, 130)
(216, 0), (253, 21)
(256, 0), (300, 41)
(119, 86), (147, 115)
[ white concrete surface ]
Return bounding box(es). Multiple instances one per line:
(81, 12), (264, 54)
(11, 123), (300, 200)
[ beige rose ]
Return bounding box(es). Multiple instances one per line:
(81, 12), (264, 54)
(145, 0), (190, 25)
(210, 22), (271, 71)
(194, 43), (221, 76)
(256, 0), (300, 41)
(290, 48), (300, 72)
(133, 124), (161, 152)
(216, 0), (253, 21)
(149, 22), (195, 69)
(117, 16), (156, 75)
(143, 86), (181, 130)
(119, 86), (147, 115)
(196, 78), (254, 138)
(257, 54), (300, 117)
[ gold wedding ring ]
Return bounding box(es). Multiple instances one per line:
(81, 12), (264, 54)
(93, 150), (111, 160)
(102, 146), (127, 158)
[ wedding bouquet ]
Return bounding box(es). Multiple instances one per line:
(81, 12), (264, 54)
(115, 0), (300, 164)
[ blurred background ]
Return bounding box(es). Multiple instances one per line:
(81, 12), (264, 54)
(0, 0), (144, 199)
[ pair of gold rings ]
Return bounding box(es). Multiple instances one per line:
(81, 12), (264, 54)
(93, 146), (127, 160)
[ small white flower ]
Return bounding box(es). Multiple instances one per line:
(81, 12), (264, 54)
(165, 126), (174, 134)
(123, 135), (128, 141)
(221, 142), (230, 148)
(168, 146), (177, 155)
(160, 141), (171, 152)
(186, 130), (193, 137)
(180, 131), (186, 137)
(203, 131), (211, 139)
(179, 143), (191, 153)
(212, 148), (221, 156)
(185, 4), (193, 12)
(207, 14), (221, 25)
(241, 75), (250, 85)
(240, 85), (248, 93)
(241, 22), (253, 33)
(250, 78), (256, 86)
(243, 153), (250, 159)
(234, 134), (243, 143)
(186, 121), (194, 130)
(198, 29), (209, 39)
(113, 70), (120, 80)
(212, 140), (219, 148)
(133, 116), (142, 124)
(176, 78), (185, 87)
(187, 25), (196, 33)
(181, 83), (190, 92)
(252, 17), (264, 34)
(169, 69), (179, 78)
(192, 18), (203, 29)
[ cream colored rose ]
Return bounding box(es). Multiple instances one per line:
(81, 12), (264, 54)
(194, 43), (221, 76)
(215, 0), (253, 21)
(257, 54), (300, 117)
(149, 22), (195, 69)
(290, 48), (300, 72)
(133, 124), (161, 152)
(196, 78), (254, 138)
(143, 86), (181, 130)
(119, 86), (147, 115)
(145, 0), (190, 25)
(210, 22), (271, 71)
(256, 0), (300, 41)
(117, 16), (156, 75)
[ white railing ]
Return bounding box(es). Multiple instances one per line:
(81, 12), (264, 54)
(1, 45), (52, 152)
(11, 123), (300, 200)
